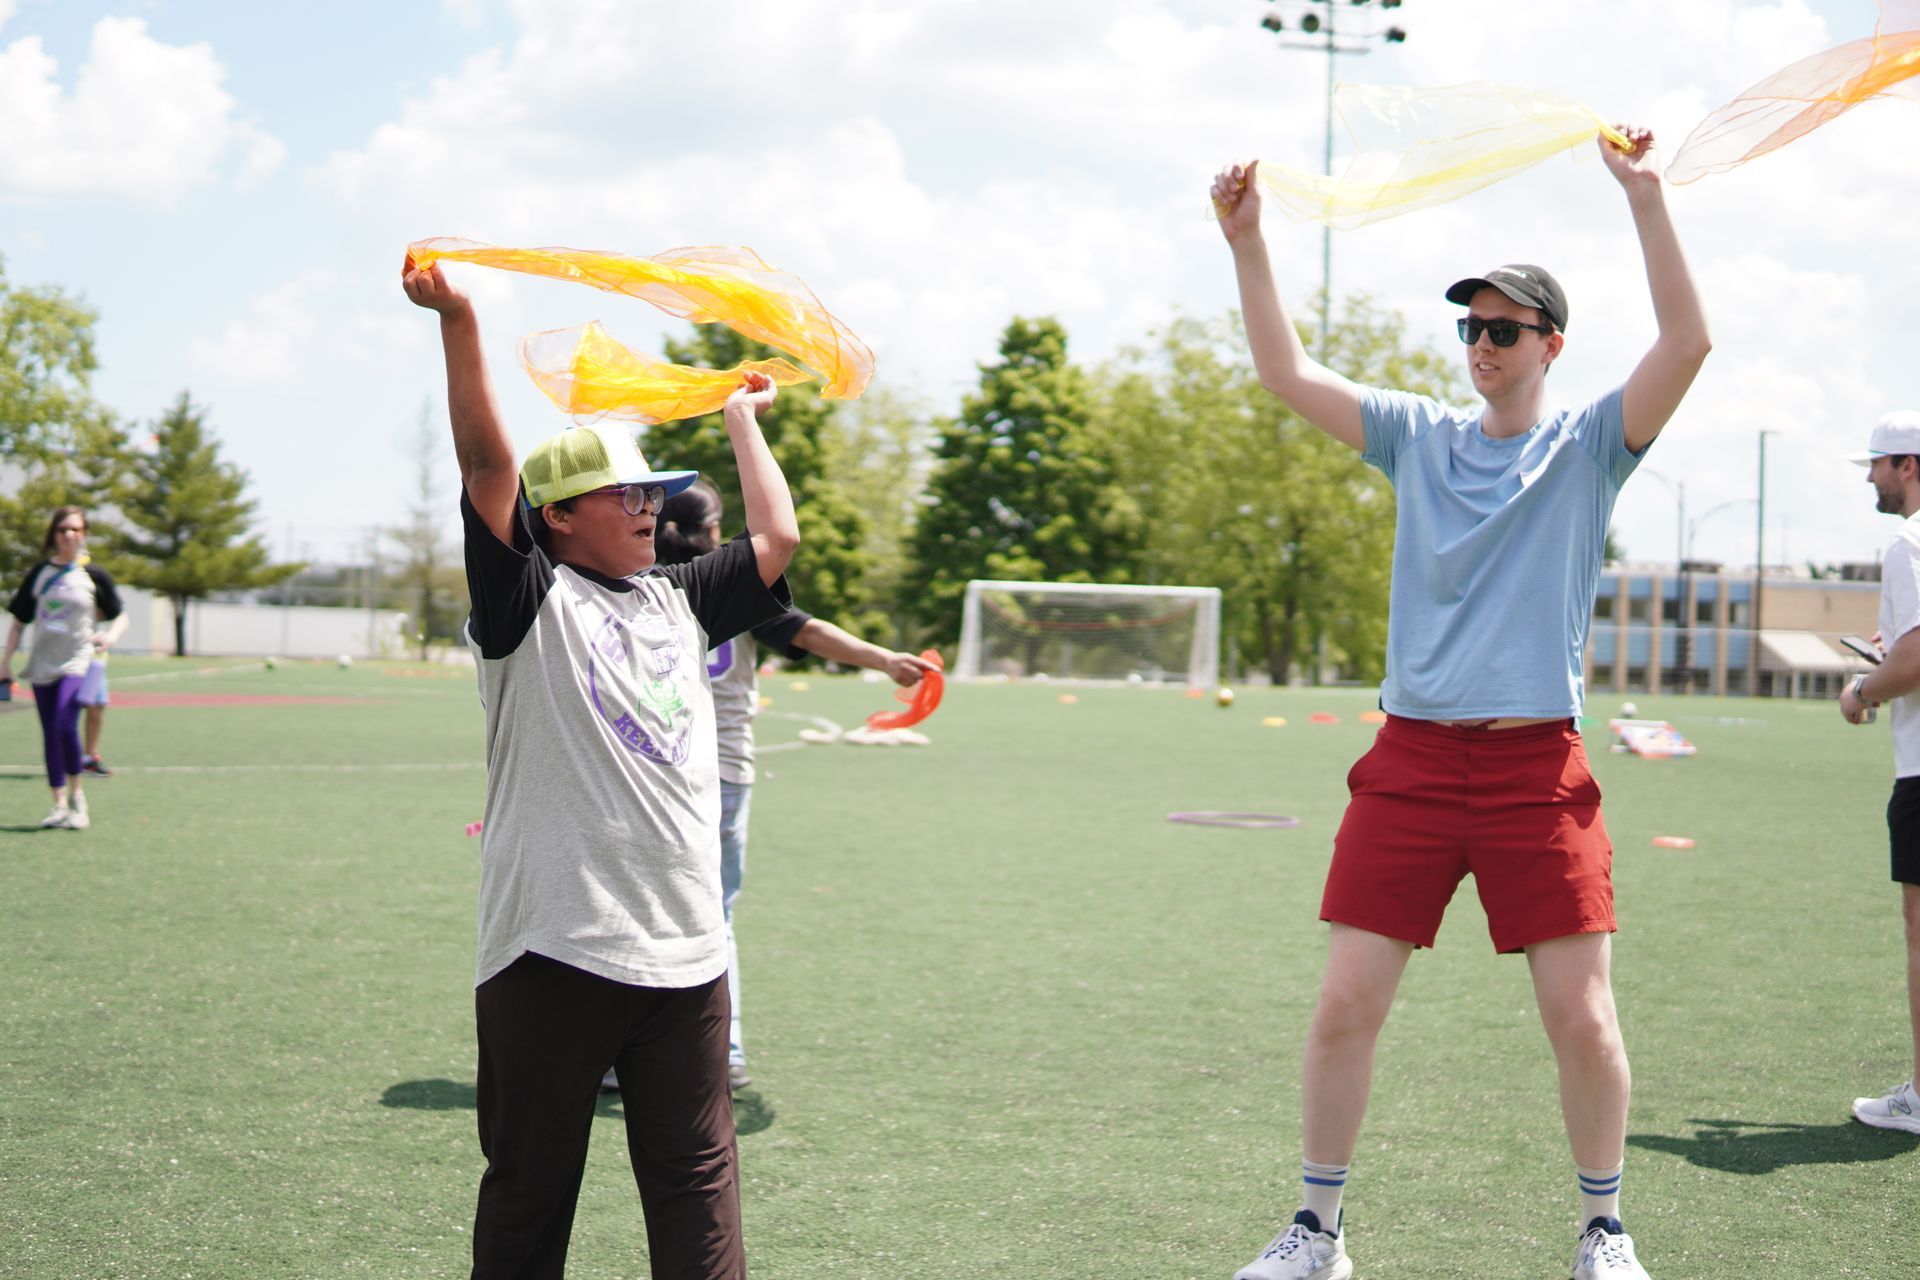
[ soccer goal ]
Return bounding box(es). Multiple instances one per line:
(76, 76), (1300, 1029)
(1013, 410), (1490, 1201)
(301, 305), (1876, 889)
(954, 580), (1221, 688)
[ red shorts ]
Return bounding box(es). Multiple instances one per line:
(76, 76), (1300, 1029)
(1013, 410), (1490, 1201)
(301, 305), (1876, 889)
(1321, 715), (1615, 954)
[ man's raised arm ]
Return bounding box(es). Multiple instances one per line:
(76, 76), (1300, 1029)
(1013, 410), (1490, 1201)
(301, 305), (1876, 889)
(401, 258), (520, 544)
(1602, 126), (1713, 454)
(1213, 161), (1367, 452)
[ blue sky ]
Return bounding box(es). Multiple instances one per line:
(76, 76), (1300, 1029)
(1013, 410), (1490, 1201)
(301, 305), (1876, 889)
(0, 0), (1912, 572)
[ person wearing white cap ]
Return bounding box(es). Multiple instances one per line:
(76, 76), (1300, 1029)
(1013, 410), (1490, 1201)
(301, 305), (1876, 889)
(1211, 121), (1709, 1280)
(1839, 410), (1920, 1138)
(403, 256), (799, 1280)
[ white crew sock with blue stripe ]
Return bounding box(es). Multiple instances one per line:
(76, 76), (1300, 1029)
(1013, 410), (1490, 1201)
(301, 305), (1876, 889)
(1299, 1159), (1348, 1234)
(1577, 1160), (1623, 1227)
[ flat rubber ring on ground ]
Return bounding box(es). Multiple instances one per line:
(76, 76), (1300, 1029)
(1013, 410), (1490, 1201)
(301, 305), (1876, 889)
(1166, 811), (1300, 829)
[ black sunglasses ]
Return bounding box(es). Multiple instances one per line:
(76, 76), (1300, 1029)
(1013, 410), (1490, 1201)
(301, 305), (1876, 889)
(1457, 316), (1555, 348)
(582, 483), (668, 516)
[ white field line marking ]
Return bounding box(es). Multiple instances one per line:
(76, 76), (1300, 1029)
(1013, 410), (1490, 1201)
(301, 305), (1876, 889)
(0, 713), (845, 774)
(113, 662), (268, 683)
(0, 761), (486, 776)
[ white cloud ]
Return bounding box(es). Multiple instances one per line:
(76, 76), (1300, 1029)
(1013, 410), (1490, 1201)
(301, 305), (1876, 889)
(85, 0), (1917, 564)
(189, 274), (335, 382)
(0, 16), (284, 206)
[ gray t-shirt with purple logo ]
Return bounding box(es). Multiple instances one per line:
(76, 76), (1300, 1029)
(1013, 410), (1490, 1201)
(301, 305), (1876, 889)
(462, 495), (788, 989)
(707, 605), (810, 786)
(8, 560), (122, 685)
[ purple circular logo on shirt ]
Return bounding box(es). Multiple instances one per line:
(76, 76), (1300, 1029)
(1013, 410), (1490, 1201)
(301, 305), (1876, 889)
(587, 612), (695, 767)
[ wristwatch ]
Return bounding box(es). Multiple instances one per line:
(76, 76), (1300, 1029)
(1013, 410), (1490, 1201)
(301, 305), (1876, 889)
(1852, 674), (1872, 702)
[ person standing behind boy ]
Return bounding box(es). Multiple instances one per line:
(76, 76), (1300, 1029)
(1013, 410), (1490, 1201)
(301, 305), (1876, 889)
(641, 478), (932, 1092)
(1212, 120), (1709, 1280)
(79, 646), (114, 776)
(1839, 410), (1920, 1136)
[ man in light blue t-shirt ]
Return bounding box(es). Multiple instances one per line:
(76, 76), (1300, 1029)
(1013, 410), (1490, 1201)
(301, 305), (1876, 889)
(1211, 123), (1710, 1280)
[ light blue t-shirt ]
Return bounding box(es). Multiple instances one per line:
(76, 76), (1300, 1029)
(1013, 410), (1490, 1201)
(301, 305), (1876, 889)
(1362, 384), (1641, 720)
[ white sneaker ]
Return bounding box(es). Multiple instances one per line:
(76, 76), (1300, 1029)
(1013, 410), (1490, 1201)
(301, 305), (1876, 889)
(1572, 1217), (1650, 1279)
(39, 803), (70, 829)
(1234, 1213), (1351, 1280)
(1851, 1079), (1920, 1133)
(66, 794), (89, 830)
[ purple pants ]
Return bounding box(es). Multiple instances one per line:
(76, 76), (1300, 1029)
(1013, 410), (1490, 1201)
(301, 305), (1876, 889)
(32, 675), (85, 788)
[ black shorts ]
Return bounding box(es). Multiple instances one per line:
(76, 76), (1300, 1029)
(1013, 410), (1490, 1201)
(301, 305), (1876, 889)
(1887, 776), (1920, 885)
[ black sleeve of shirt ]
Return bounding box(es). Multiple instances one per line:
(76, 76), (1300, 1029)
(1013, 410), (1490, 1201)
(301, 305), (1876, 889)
(462, 490), (556, 660)
(7, 564), (44, 625)
(750, 605), (813, 661)
(656, 534), (792, 648)
(85, 566), (123, 620)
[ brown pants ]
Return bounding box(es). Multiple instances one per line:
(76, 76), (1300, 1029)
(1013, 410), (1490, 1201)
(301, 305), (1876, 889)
(471, 952), (742, 1280)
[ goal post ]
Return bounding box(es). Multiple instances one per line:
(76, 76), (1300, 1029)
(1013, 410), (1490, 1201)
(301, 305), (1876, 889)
(954, 580), (1222, 688)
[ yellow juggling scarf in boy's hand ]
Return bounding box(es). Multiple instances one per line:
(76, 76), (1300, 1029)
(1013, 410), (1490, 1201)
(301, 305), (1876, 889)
(518, 323), (813, 425)
(1231, 82), (1631, 229)
(1667, 0), (1920, 184)
(405, 238), (874, 417)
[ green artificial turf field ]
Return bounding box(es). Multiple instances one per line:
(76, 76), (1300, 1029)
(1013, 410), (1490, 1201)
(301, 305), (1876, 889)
(3, 657), (1917, 1278)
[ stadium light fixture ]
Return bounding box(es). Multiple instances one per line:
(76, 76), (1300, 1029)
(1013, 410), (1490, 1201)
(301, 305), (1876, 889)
(1253, 0), (1411, 359)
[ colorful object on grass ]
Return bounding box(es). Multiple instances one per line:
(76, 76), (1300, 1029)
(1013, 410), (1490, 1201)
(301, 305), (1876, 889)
(1651, 836), (1697, 850)
(866, 650), (945, 731)
(1228, 83), (1632, 229)
(1166, 811), (1301, 830)
(407, 237), (874, 404)
(465, 821), (484, 837)
(1358, 710), (1388, 724)
(1668, 1), (1920, 184)
(1609, 718), (1697, 759)
(1058, 694), (1079, 704)
(518, 323), (812, 424)
(1262, 715), (1288, 727)
(1309, 712), (1341, 725)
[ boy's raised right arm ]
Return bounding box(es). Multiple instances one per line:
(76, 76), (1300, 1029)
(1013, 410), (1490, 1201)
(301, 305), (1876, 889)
(402, 258), (520, 546)
(1213, 161), (1367, 452)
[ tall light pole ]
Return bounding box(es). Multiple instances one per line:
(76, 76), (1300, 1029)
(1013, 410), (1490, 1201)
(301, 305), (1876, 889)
(1258, 0), (1409, 360)
(1753, 430), (1778, 695)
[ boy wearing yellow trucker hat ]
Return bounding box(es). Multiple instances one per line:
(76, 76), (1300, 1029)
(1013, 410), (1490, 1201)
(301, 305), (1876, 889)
(404, 256), (799, 1280)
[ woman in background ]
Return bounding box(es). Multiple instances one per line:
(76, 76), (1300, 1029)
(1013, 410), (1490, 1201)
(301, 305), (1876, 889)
(2, 506), (126, 830)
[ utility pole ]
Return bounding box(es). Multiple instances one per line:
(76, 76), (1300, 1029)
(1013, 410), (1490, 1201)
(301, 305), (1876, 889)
(1753, 430), (1777, 696)
(1257, 0), (1409, 360)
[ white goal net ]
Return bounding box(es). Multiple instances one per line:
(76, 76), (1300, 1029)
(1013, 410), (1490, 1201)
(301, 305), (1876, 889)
(954, 580), (1221, 688)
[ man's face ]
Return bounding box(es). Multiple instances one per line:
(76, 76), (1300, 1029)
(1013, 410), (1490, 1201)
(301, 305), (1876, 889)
(1462, 287), (1561, 400)
(545, 488), (658, 577)
(1868, 455), (1912, 516)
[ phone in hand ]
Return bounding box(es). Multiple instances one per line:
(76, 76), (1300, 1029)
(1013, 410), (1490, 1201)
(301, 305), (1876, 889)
(1842, 635), (1885, 666)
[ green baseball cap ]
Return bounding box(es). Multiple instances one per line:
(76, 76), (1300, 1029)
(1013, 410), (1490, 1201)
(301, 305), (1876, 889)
(519, 423), (698, 508)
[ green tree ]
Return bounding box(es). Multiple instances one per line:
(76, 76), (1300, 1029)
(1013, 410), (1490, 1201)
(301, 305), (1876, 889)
(0, 416), (135, 588)
(386, 401), (467, 659)
(0, 257), (135, 585)
(1, 256), (101, 455)
(644, 326), (874, 638)
(1098, 298), (1463, 684)
(113, 392), (300, 655)
(905, 317), (1144, 647)
(818, 386), (934, 647)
